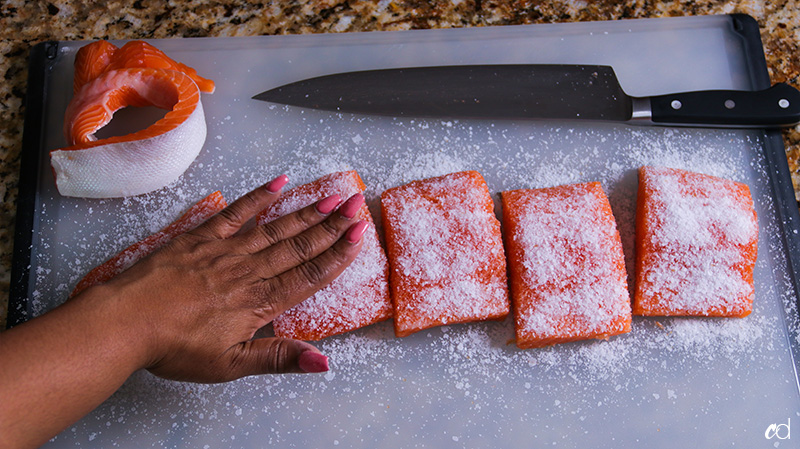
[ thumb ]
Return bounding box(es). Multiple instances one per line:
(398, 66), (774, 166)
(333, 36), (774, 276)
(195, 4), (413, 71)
(225, 337), (329, 377)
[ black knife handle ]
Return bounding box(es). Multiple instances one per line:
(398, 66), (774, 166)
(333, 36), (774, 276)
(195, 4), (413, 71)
(649, 83), (800, 128)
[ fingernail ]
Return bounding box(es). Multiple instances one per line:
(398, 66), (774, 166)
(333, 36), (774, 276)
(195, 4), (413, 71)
(265, 174), (289, 193)
(298, 351), (329, 373)
(345, 220), (370, 243)
(316, 194), (342, 215)
(339, 193), (365, 219)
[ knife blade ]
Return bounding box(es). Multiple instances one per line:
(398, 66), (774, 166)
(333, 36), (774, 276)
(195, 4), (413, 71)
(253, 65), (800, 128)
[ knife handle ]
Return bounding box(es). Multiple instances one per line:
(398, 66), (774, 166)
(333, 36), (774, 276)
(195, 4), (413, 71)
(649, 83), (800, 128)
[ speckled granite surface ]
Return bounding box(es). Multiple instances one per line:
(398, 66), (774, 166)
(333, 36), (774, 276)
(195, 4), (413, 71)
(1, 0), (799, 328)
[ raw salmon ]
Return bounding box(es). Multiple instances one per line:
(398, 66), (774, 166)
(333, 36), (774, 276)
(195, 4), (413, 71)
(502, 182), (631, 349)
(73, 40), (215, 94)
(633, 166), (759, 317)
(72, 40), (116, 95)
(381, 171), (509, 338)
(71, 190), (227, 297)
(52, 40), (214, 198)
(52, 67), (207, 198)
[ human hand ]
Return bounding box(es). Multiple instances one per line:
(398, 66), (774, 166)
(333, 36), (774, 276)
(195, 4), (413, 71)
(88, 175), (369, 382)
(0, 175), (370, 447)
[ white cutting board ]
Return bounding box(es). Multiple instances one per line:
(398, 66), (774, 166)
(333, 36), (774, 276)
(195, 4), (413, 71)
(27, 15), (800, 448)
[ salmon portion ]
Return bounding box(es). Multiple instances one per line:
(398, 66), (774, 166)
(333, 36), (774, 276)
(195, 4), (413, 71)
(257, 171), (392, 341)
(502, 182), (631, 349)
(52, 67), (207, 198)
(71, 191), (227, 297)
(73, 40), (215, 94)
(633, 166), (759, 317)
(381, 171), (509, 338)
(52, 40), (215, 198)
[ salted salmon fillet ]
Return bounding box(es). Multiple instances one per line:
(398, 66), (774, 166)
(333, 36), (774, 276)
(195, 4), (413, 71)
(71, 191), (227, 297)
(257, 171), (392, 341)
(381, 171), (509, 338)
(52, 40), (214, 198)
(502, 182), (631, 349)
(633, 166), (759, 317)
(73, 40), (215, 94)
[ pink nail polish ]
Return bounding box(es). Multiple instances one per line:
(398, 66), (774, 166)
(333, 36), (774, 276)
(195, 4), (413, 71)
(339, 193), (365, 219)
(345, 220), (370, 243)
(265, 174), (289, 193)
(316, 194), (342, 215)
(298, 351), (329, 373)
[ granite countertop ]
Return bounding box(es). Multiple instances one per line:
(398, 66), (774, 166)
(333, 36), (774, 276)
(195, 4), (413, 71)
(1, 1), (799, 328)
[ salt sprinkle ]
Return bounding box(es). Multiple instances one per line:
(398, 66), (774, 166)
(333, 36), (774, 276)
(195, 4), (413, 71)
(258, 171), (391, 340)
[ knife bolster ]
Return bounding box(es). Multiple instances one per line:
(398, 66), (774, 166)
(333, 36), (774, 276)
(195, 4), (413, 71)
(630, 97), (653, 124)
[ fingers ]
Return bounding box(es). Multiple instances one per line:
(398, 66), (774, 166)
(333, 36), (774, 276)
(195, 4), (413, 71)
(255, 223), (368, 318)
(224, 338), (329, 377)
(234, 193), (344, 254)
(195, 174), (289, 239)
(250, 193), (366, 275)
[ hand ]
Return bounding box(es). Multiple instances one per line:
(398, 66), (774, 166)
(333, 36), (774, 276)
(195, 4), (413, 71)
(87, 175), (369, 382)
(0, 175), (370, 448)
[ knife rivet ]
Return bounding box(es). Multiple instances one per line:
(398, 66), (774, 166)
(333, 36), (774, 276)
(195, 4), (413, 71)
(779, 99), (790, 109)
(724, 99), (736, 109)
(671, 100), (682, 110)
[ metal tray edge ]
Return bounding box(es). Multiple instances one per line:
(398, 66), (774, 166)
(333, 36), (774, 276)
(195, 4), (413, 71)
(730, 13), (800, 388)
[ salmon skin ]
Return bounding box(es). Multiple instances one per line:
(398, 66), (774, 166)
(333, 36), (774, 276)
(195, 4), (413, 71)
(51, 40), (214, 198)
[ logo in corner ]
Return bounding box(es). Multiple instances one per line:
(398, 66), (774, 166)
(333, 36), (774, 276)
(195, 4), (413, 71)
(765, 418), (791, 440)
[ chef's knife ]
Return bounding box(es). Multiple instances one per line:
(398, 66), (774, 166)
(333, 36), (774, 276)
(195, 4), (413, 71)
(253, 64), (800, 128)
